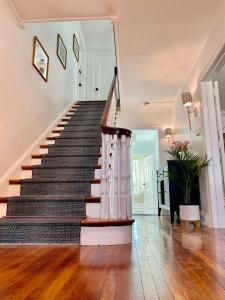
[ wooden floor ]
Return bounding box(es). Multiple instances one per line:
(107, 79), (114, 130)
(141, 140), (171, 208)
(1, 216), (225, 299)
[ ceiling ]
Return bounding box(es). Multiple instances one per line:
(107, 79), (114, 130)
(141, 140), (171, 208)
(11, 0), (221, 126)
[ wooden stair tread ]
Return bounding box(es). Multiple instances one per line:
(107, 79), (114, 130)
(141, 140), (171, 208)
(81, 218), (135, 227)
(0, 197), (7, 203)
(23, 164), (101, 170)
(52, 129), (63, 133)
(47, 136), (56, 141)
(40, 144), (49, 149)
(22, 165), (33, 170)
(32, 154), (42, 159)
(9, 178), (100, 184)
(85, 196), (101, 203)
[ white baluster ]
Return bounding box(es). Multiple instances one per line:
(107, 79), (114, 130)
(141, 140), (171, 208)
(126, 136), (132, 219)
(111, 134), (119, 219)
(121, 135), (127, 219)
(100, 133), (111, 219)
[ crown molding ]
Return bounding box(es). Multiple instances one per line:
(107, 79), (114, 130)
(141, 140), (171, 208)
(6, 0), (26, 28)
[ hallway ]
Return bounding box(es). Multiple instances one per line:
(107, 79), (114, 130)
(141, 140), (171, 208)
(0, 216), (225, 299)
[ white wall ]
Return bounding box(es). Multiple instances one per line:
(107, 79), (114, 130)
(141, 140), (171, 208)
(0, 1), (85, 180)
(172, 2), (225, 227)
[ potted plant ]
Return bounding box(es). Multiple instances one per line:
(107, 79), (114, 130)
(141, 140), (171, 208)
(167, 141), (211, 225)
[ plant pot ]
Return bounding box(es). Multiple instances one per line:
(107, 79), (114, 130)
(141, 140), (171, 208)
(179, 205), (200, 221)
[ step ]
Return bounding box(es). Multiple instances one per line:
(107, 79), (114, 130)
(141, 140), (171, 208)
(52, 129), (63, 134)
(0, 216), (84, 244)
(31, 166), (95, 180)
(47, 146), (100, 156)
(54, 138), (101, 146)
(7, 195), (86, 217)
(40, 152), (101, 158)
(59, 131), (101, 138)
(65, 120), (100, 126)
(9, 178), (94, 195)
(71, 111), (103, 116)
(2, 195), (101, 204)
(68, 116), (102, 121)
(40, 144), (49, 149)
(63, 125), (100, 130)
(19, 179), (91, 195)
(40, 156), (99, 167)
(32, 154), (42, 159)
(0, 197), (7, 204)
(80, 218), (134, 245)
(81, 218), (135, 227)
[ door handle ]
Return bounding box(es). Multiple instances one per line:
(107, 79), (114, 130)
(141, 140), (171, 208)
(95, 88), (99, 91)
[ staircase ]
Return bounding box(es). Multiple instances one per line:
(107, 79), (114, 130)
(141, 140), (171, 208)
(0, 101), (106, 244)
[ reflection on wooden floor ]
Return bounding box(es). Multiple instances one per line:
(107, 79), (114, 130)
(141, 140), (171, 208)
(1, 216), (225, 299)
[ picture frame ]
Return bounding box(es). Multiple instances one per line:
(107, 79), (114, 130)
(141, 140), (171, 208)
(56, 34), (67, 69)
(73, 33), (79, 62)
(32, 36), (49, 82)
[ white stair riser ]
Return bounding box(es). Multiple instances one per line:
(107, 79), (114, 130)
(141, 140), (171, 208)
(81, 225), (132, 245)
(91, 183), (101, 197)
(32, 159), (41, 165)
(6, 183), (101, 197)
(86, 203), (100, 218)
(0, 204), (7, 217)
(21, 170), (32, 179)
(95, 169), (101, 179)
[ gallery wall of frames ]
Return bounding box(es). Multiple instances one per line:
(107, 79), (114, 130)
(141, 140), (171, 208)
(32, 33), (79, 82)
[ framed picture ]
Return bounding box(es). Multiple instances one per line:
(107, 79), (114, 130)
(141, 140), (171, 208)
(73, 33), (79, 62)
(32, 36), (49, 82)
(57, 34), (67, 69)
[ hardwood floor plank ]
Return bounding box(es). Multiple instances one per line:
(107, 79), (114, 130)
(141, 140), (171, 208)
(1, 216), (225, 299)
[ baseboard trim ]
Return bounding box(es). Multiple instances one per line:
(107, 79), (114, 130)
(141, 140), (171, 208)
(0, 100), (74, 187)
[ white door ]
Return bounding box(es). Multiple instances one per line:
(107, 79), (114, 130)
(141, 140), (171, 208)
(143, 155), (157, 214)
(94, 52), (115, 100)
(77, 52), (85, 101)
(201, 81), (225, 228)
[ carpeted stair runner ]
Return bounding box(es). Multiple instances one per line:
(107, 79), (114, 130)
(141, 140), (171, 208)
(0, 101), (106, 244)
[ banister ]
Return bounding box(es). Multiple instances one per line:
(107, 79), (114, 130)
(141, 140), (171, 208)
(100, 67), (132, 137)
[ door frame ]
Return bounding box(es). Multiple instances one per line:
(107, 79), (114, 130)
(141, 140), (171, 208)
(201, 81), (225, 228)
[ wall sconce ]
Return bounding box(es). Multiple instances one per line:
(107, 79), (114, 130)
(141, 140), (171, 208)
(165, 128), (172, 146)
(181, 92), (197, 130)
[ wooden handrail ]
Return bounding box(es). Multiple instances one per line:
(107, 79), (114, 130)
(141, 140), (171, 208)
(100, 68), (132, 137)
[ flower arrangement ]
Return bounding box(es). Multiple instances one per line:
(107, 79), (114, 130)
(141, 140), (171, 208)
(170, 140), (190, 152)
(167, 140), (211, 205)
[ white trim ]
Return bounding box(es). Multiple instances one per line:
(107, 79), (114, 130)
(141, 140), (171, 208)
(201, 82), (225, 228)
(23, 16), (112, 24)
(81, 225), (132, 245)
(0, 100), (74, 186)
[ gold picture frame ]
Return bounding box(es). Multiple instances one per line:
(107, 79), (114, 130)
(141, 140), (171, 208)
(32, 36), (49, 82)
(73, 33), (79, 62)
(57, 34), (67, 69)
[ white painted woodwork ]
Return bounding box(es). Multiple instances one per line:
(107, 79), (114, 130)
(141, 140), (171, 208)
(91, 183), (101, 197)
(86, 203), (100, 218)
(100, 132), (132, 220)
(85, 51), (116, 100)
(81, 225), (132, 245)
(200, 81), (225, 228)
(0, 204), (7, 218)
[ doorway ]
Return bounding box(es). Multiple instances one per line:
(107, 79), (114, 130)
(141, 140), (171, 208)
(131, 130), (160, 215)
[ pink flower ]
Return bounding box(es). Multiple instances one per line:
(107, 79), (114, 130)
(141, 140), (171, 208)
(170, 140), (190, 151)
